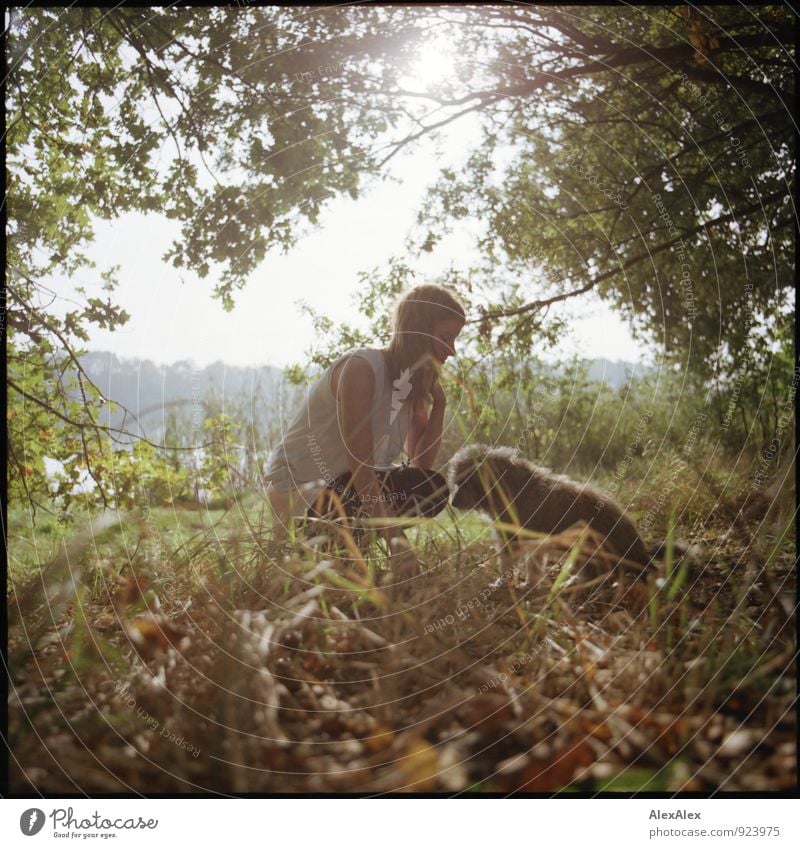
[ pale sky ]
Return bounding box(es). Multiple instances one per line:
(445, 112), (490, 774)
(39, 63), (651, 371)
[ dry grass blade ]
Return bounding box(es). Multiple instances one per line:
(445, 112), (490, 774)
(8, 511), (129, 663)
(7, 461), (796, 793)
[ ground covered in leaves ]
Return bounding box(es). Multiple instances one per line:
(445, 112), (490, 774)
(7, 479), (797, 794)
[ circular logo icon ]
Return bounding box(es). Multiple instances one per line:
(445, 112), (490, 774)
(20, 809), (46, 836)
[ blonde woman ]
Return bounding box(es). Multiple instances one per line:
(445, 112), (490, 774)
(264, 284), (465, 546)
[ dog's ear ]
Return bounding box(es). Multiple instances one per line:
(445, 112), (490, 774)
(448, 477), (474, 508)
(450, 466), (486, 509)
(449, 464), (475, 508)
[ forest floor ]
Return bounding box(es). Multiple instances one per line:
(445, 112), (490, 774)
(7, 457), (797, 794)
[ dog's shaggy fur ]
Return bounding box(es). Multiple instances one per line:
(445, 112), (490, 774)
(447, 444), (670, 568)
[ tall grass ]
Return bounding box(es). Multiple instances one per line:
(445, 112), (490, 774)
(7, 448), (795, 793)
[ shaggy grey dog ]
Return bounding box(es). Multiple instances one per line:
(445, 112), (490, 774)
(447, 444), (677, 569)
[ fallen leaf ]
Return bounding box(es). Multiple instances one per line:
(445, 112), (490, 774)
(114, 574), (149, 610)
(719, 729), (755, 757)
(461, 694), (515, 731)
(125, 614), (188, 659)
(399, 738), (439, 791)
(519, 741), (594, 792)
(364, 725), (395, 754)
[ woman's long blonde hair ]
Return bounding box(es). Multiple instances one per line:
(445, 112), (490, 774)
(384, 284), (466, 403)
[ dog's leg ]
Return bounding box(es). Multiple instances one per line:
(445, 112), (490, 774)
(494, 526), (523, 581)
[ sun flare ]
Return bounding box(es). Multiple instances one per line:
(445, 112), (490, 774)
(403, 37), (460, 89)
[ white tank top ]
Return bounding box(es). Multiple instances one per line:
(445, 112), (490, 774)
(263, 348), (411, 508)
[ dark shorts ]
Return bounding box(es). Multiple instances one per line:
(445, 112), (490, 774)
(305, 465), (449, 528)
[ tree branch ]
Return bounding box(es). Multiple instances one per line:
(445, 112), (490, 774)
(473, 279), (596, 323)
(477, 188), (788, 323)
(7, 378), (215, 453)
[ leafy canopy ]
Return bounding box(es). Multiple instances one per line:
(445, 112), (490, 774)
(6, 5), (794, 514)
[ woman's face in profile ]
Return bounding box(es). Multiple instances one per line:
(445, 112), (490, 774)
(429, 318), (464, 364)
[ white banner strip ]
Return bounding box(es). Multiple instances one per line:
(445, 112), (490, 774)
(3, 798), (799, 847)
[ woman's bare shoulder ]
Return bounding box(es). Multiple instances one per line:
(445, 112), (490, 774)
(330, 351), (376, 399)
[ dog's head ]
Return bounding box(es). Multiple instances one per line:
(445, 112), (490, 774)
(447, 444), (513, 511)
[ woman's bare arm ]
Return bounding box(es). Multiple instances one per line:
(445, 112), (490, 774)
(405, 398), (427, 465)
(335, 356), (404, 543)
(407, 381), (446, 469)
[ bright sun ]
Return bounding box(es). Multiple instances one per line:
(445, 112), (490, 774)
(403, 37), (459, 89)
